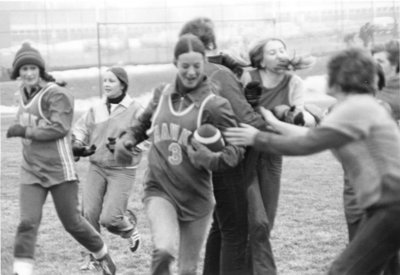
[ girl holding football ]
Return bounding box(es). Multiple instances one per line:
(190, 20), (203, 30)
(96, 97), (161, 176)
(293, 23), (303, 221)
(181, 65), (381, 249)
(114, 34), (244, 275)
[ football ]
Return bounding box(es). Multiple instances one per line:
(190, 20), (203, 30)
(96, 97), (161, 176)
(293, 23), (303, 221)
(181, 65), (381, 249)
(193, 124), (225, 152)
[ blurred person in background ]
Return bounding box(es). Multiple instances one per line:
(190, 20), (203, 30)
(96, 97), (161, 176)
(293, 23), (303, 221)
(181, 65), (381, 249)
(180, 17), (249, 79)
(6, 42), (116, 275)
(225, 47), (400, 275)
(179, 17), (269, 275)
(372, 39), (400, 125)
(359, 22), (374, 48)
(114, 34), (244, 275)
(72, 67), (142, 271)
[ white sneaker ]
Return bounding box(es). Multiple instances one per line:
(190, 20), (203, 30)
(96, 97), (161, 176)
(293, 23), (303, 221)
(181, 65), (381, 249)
(126, 209), (141, 252)
(128, 228), (141, 252)
(80, 254), (101, 272)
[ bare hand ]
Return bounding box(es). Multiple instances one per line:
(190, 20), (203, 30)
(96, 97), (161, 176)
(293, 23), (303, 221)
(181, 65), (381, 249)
(187, 139), (216, 170)
(259, 107), (280, 125)
(224, 123), (259, 146)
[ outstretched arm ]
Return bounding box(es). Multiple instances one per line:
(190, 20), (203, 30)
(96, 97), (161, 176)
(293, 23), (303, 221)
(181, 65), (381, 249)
(224, 123), (352, 156)
(259, 107), (309, 136)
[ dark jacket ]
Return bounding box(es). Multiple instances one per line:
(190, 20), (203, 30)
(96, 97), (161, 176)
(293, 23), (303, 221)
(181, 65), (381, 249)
(205, 60), (266, 130)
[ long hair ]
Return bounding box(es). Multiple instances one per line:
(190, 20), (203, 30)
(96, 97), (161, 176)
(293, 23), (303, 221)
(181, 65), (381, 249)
(249, 38), (287, 69)
(39, 68), (67, 87)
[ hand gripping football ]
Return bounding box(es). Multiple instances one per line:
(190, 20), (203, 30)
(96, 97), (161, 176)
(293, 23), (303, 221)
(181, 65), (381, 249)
(193, 124), (225, 152)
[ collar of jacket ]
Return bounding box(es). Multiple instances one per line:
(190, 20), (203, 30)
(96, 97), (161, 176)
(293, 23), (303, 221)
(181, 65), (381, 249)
(170, 76), (213, 108)
(102, 94), (133, 108)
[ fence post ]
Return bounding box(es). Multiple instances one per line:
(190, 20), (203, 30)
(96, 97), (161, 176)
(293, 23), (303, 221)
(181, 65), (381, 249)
(97, 22), (102, 98)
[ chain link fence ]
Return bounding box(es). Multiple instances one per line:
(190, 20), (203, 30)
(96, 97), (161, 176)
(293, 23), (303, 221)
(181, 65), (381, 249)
(0, 0), (398, 81)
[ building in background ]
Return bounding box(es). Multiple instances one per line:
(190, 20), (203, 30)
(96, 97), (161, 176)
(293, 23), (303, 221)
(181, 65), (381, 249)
(0, 0), (398, 76)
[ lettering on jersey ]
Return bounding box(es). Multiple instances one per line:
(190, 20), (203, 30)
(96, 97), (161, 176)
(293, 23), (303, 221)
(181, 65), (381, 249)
(19, 112), (39, 127)
(153, 123), (193, 146)
(153, 122), (193, 166)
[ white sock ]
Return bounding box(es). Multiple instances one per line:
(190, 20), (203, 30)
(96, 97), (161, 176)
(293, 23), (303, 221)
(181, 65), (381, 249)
(13, 258), (34, 275)
(93, 244), (108, 260)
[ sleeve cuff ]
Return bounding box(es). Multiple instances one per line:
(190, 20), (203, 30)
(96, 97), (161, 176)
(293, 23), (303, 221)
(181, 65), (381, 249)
(207, 152), (222, 171)
(24, 126), (33, 139)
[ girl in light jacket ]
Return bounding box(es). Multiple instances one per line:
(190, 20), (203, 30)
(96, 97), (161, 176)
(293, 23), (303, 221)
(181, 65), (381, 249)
(72, 67), (142, 270)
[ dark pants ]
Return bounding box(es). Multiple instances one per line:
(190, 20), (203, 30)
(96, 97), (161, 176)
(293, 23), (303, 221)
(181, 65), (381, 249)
(203, 162), (249, 275)
(245, 150), (282, 275)
(343, 176), (400, 275)
(343, 175), (364, 242)
(14, 181), (104, 259)
(329, 205), (400, 275)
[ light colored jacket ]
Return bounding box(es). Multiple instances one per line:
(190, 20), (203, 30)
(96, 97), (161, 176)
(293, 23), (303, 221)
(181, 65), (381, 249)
(73, 95), (144, 168)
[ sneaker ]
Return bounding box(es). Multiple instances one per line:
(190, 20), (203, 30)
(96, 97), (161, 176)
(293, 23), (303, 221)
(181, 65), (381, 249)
(126, 209), (138, 226)
(128, 228), (141, 252)
(126, 209), (140, 252)
(80, 254), (101, 272)
(98, 253), (116, 275)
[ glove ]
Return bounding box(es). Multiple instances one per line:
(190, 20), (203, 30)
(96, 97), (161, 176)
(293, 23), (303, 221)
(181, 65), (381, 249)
(106, 137), (116, 153)
(244, 81), (262, 108)
(284, 106), (305, 126)
(115, 134), (137, 165)
(6, 124), (27, 138)
(72, 144), (97, 157)
(272, 105), (305, 126)
(187, 139), (219, 170)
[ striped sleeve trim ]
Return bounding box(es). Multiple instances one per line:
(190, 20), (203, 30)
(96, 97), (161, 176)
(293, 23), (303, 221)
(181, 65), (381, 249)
(197, 94), (215, 128)
(57, 137), (77, 181)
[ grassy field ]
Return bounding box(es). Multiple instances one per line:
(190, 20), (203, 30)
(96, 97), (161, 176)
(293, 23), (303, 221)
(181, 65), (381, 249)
(0, 58), (349, 274)
(1, 111), (348, 275)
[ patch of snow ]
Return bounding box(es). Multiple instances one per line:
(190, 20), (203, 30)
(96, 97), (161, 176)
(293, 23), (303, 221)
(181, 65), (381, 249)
(51, 64), (175, 79)
(0, 106), (18, 115)
(1, 73), (332, 114)
(73, 91), (153, 113)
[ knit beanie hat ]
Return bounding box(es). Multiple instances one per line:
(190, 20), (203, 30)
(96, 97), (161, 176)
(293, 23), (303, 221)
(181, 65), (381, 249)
(174, 34), (206, 60)
(11, 42), (45, 80)
(107, 67), (129, 93)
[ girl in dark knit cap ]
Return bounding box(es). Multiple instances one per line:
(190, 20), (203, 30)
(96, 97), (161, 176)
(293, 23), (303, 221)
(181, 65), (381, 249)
(114, 34), (244, 275)
(72, 66), (142, 270)
(6, 42), (116, 275)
